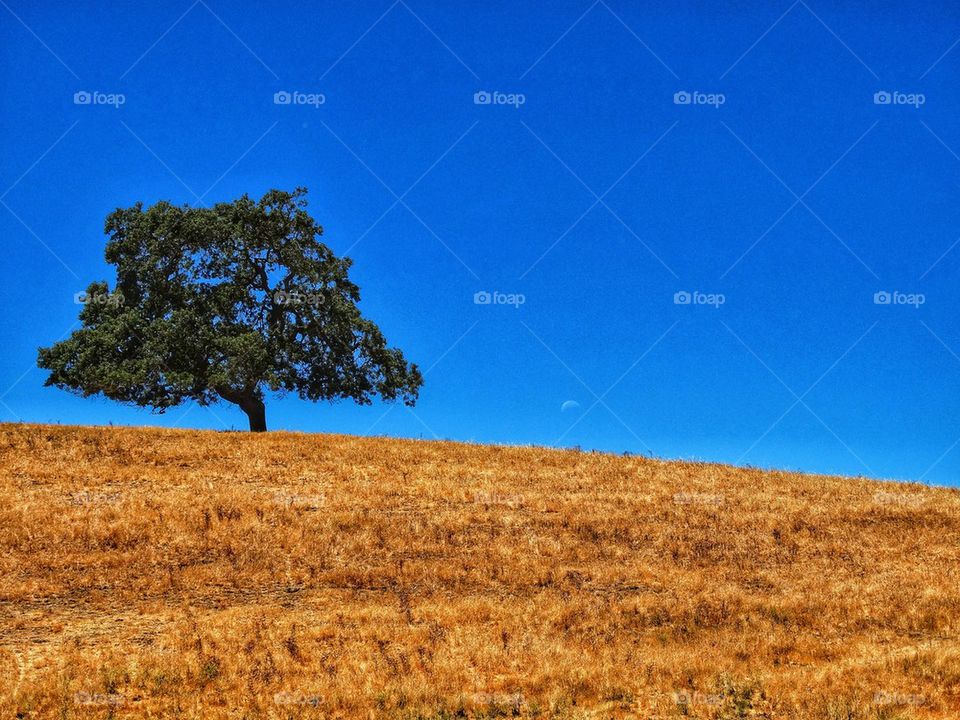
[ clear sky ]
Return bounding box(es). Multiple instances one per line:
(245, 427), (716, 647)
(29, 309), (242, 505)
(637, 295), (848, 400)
(1, 0), (959, 485)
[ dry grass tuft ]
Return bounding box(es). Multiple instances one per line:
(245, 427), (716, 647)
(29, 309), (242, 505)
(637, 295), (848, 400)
(1, 422), (958, 718)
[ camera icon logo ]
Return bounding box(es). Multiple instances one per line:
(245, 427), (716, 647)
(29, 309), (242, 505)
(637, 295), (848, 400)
(473, 290), (492, 305)
(473, 91), (492, 105)
(873, 290), (891, 305)
(273, 91), (292, 105)
(673, 91), (691, 105)
(673, 290), (691, 305)
(873, 91), (892, 105)
(73, 91), (92, 105)
(74, 291), (89, 304)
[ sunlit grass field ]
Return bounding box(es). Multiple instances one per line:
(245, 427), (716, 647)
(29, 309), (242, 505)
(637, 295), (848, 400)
(1, 423), (958, 718)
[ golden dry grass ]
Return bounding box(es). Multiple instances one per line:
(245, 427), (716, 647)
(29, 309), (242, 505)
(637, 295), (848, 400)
(1, 422), (959, 719)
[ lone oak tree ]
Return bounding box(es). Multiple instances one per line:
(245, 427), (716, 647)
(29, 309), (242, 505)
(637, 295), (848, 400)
(37, 188), (423, 431)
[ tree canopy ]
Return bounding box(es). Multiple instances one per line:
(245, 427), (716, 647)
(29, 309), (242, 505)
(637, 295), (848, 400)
(38, 188), (423, 431)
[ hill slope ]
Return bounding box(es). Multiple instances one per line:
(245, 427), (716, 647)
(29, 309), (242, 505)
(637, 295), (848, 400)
(0, 423), (958, 718)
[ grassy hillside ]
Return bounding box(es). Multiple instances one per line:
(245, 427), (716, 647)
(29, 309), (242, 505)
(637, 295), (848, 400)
(0, 423), (958, 719)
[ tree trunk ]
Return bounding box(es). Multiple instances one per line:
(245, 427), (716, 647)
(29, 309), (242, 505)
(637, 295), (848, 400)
(214, 387), (267, 432)
(240, 396), (267, 432)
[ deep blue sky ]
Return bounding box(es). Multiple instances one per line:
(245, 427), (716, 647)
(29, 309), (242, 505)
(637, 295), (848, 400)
(2, 0), (959, 485)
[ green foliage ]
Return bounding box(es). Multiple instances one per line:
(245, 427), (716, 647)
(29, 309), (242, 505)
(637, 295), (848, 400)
(38, 188), (423, 429)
